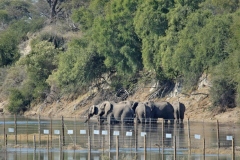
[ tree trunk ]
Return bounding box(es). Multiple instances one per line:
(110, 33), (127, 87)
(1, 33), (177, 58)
(46, 0), (58, 21)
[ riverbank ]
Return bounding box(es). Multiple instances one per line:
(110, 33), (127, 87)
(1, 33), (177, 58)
(20, 84), (240, 124)
(1, 77), (239, 124)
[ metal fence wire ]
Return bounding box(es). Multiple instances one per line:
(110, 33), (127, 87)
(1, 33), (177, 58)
(0, 115), (239, 157)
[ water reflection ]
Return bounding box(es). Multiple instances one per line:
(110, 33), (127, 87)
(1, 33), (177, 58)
(1, 149), (234, 160)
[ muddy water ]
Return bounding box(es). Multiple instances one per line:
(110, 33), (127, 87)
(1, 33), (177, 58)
(0, 116), (239, 160)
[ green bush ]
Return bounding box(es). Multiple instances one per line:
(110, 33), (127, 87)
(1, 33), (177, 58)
(210, 60), (237, 109)
(7, 89), (29, 114)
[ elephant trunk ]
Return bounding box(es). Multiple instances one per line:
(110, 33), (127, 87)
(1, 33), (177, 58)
(84, 114), (90, 123)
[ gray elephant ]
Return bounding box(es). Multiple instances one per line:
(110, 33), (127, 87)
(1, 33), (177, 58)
(144, 101), (175, 124)
(98, 101), (135, 124)
(131, 102), (153, 123)
(85, 104), (103, 123)
(171, 101), (186, 124)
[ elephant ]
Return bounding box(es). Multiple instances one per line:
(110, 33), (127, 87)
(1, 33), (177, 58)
(84, 104), (104, 123)
(171, 101), (186, 124)
(131, 101), (153, 123)
(98, 101), (135, 124)
(144, 101), (175, 124)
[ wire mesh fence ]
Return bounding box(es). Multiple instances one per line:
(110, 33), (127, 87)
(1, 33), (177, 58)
(0, 115), (239, 159)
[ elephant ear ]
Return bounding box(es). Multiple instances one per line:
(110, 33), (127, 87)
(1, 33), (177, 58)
(99, 101), (113, 116)
(104, 101), (113, 115)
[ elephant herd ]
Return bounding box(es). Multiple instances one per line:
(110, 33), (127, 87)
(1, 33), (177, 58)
(85, 100), (186, 125)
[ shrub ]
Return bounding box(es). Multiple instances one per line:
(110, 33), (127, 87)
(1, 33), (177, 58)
(210, 78), (236, 109)
(7, 89), (29, 114)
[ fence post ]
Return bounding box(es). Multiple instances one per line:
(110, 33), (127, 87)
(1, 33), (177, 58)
(216, 120), (220, 151)
(38, 114), (41, 147)
(5, 134), (7, 147)
(88, 122), (91, 160)
(3, 115), (5, 147)
(50, 117), (52, 148)
(134, 123), (137, 152)
(14, 114), (17, 145)
(27, 116), (28, 147)
(33, 135), (36, 151)
(144, 134), (147, 160)
(187, 118), (191, 155)
(203, 138), (205, 160)
(232, 137), (235, 160)
(109, 124), (111, 157)
(116, 135), (119, 160)
(102, 133), (105, 154)
(59, 135), (62, 151)
(74, 117), (76, 148)
(174, 135), (176, 160)
(61, 116), (65, 146)
(162, 119), (164, 154)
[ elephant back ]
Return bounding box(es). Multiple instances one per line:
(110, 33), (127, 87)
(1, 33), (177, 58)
(145, 101), (174, 120)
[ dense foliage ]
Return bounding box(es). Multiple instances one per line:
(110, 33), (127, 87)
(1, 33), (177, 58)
(1, 0), (240, 113)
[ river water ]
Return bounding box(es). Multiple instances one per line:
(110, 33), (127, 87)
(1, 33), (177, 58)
(0, 116), (239, 160)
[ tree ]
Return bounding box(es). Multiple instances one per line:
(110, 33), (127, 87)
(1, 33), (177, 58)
(49, 38), (106, 93)
(20, 40), (61, 100)
(0, 30), (20, 67)
(0, 10), (10, 29)
(7, 89), (29, 114)
(45, 0), (63, 21)
(210, 11), (240, 109)
(133, 0), (174, 77)
(201, 0), (240, 14)
(91, 0), (143, 75)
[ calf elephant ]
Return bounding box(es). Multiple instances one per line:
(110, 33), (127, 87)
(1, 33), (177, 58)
(131, 102), (153, 123)
(144, 101), (174, 124)
(171, 101), (186, 124)
(98, 101), (135, 124)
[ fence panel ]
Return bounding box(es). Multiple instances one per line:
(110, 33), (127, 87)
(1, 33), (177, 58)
(0, 115), (239, 158)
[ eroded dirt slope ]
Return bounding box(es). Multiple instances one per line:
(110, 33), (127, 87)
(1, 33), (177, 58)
(19, 83), (240, 124)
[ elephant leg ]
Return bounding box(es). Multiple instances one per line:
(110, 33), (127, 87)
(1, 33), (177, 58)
(134, 113), (140, 123)
(176, 119), (179, 124)
(180, 112), (184, 124)
(174, 111), (179, 124)
(98, 116), (104, 125)
(164, 119), (168, 124)
(123, 111), (134, 124)
(134, 117), (138, 124)
(180, 119), (183, 124)
(121, 114), (128, 124)
(107, 113), (114, 124)
(139, 116), (144, 124)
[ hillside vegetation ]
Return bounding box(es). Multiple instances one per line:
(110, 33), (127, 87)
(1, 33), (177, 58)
(0, 0), (240, 121)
